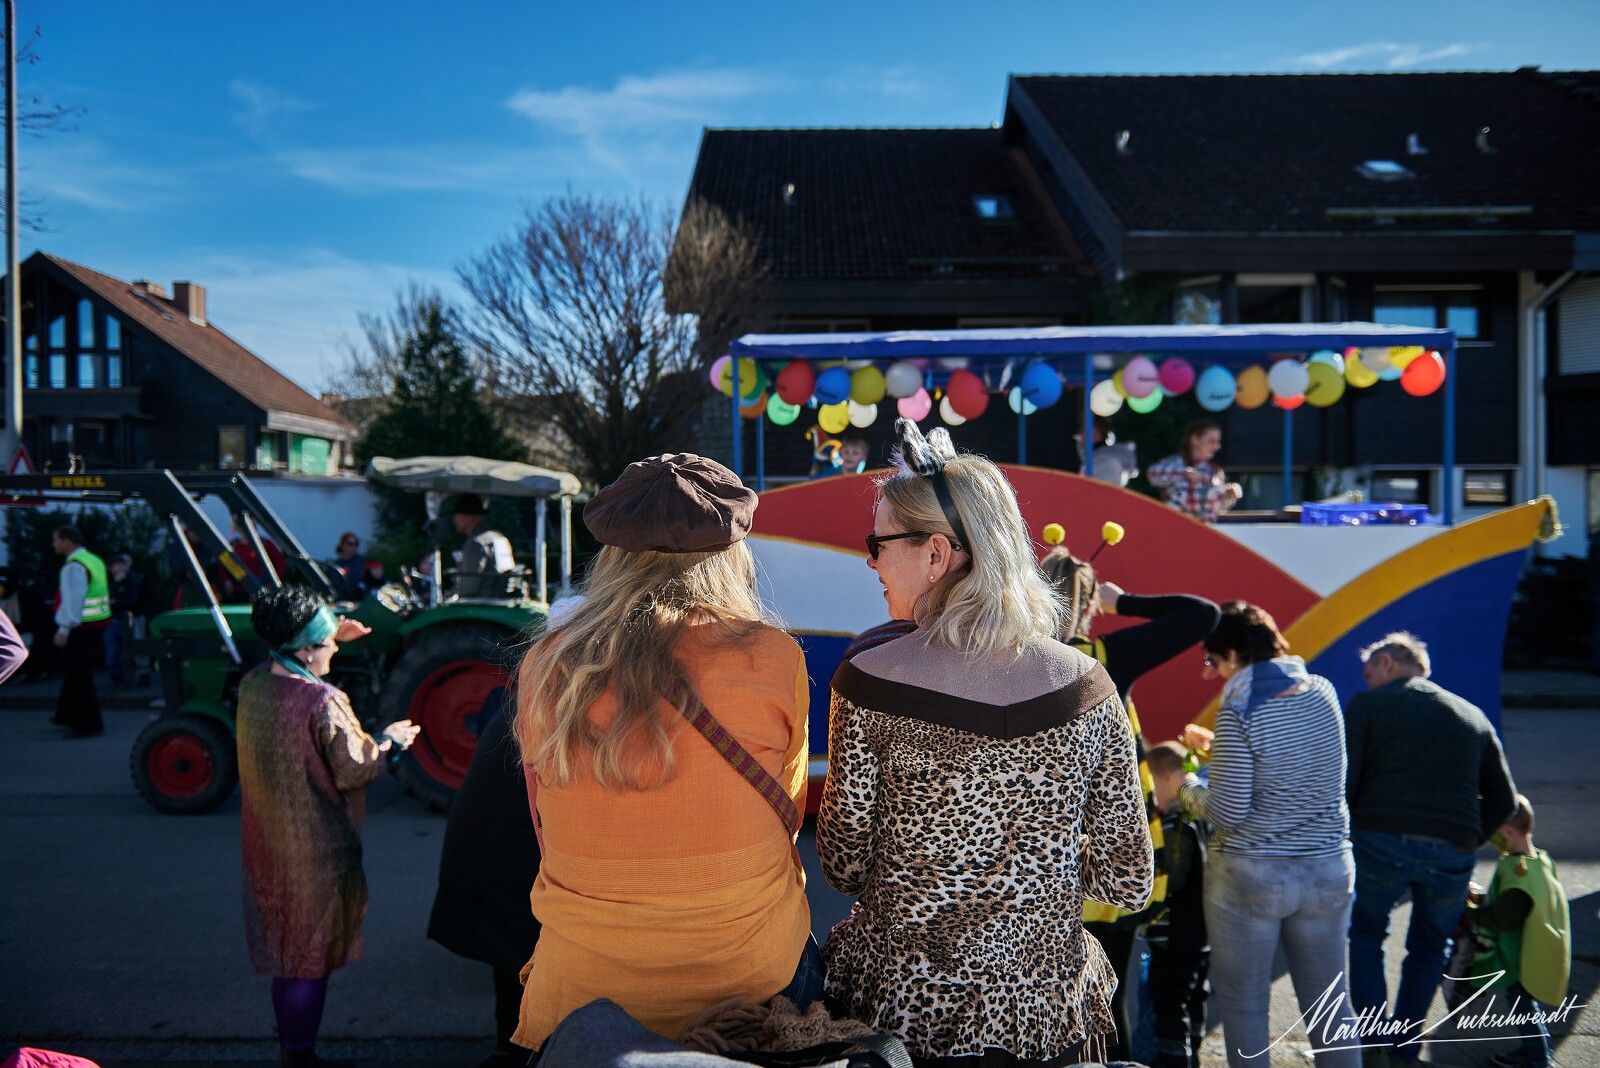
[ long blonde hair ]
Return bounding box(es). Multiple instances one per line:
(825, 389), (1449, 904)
(515, 541), (770, 791)
(877, 452), (1064, 658)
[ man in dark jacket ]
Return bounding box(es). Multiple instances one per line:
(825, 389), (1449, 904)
(1344, 631), (1517, 1066)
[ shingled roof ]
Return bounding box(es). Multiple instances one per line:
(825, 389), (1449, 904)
(1010, 69), (1600, 235)
(686, 128), (1090, 281)
(43, 253), (352, 436)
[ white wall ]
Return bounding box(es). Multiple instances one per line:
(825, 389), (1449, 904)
(195, 477), (378, 563)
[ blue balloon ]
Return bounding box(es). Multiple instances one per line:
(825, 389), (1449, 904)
(814, 366), (852, 406)
(1020, 362), (1063, 408)
(1195, 365), (1237, 412)
(1377, 362), (1403, 382)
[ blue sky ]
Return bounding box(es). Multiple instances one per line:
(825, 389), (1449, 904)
(22, 0), (1600, 392)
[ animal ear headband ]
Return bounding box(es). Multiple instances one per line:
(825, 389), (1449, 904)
(892, 418), (969, 553)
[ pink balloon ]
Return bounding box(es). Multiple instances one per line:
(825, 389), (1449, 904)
(1122, 356), (1160, 399)
(1158, 357), (1195, 395)
(708, 355), (731, 393)
(897, 387), (932, 421)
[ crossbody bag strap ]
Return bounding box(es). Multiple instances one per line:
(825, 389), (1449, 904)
(669, 682), (801, 839)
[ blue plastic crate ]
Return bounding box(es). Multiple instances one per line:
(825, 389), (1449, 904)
(1300, 502), (1433, 526)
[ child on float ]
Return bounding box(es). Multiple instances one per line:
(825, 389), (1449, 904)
(1469, 794), (1571, 1068)
(1146, 740), (1212, 1068)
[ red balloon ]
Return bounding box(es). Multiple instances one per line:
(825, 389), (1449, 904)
(1272, 393), (1305, 410)
(774, 359), (816, 405)
(945, 368), (990, 420)
(1400, 350), (1447, 397)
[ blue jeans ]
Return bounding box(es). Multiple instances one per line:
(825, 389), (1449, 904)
(1504, 982), (1553, 1068)
(779, 934), (825, 1011)
(1205, 849), (1361, 1068)
(102, 617), (128, 684)
(1347, 829), (1476, 1062)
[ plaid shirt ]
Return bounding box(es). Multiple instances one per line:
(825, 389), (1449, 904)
(1146, 454), (1233, 521)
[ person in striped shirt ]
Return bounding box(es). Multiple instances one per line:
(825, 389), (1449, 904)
(1178, 601), (1359, 1068)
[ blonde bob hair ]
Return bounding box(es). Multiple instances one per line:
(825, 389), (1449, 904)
(515, 541), (772, 791)
(877, 453), (1064, 658)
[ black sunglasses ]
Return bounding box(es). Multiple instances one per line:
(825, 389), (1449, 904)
(864, 531), (935, 560)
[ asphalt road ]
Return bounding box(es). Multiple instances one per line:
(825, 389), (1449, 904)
(1, 702), (1594, 1067)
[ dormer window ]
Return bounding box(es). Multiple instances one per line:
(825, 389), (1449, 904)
(973, 194), (1014, 219)
(1356, 160), (1413, 181)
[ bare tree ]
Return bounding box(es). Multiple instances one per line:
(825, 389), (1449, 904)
(458, 193), (766, 488)
(5, 24), (86, 231)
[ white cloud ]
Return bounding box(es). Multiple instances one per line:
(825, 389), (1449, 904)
(1287, 41), (1486, 70)
(505, 67), (785, 133)
(229, 79), (316, 135)
(161, 249), (458, 392)
(824, 64), (932, 101)
(272, 145), (547, 195)
(24, 136), (188, 214)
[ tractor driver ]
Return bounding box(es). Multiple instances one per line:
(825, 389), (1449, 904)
(452, 495), (515, 599)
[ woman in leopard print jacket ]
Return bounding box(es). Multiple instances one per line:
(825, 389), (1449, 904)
(818, 420), (1153, 1067)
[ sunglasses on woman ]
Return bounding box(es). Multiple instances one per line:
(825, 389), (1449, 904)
(864, 531), (935, 560)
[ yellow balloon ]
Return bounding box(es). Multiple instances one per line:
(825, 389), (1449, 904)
(1346, 351), (1379, 388)
(1112, 367), (1127, 397)
(1304, 362), (1346, 408)
(1389, 346), (1424, 371)
(1235, 365), (1270, 409)
(720, 357), (761, 397)
(850, 366), (886, 405)
(818, 401), (850, 435)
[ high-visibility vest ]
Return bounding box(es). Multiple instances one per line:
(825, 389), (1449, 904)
(68, 547), (112, 623)
(1074, 635), (1168, 927)
(1474, 849), (1571, 1006)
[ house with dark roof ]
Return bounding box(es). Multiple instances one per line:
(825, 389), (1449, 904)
(10, 252), (354, 473)
(683, 68), (1600, 544)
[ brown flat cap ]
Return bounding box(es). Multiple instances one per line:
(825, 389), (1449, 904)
(584, 453), (756, 553)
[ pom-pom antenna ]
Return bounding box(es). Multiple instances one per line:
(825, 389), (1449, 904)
(1101, 521), (1125, 546)
(1042, 522), (1066, 546)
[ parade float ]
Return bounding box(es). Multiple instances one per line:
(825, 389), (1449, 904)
(706, 324), (1557, 795)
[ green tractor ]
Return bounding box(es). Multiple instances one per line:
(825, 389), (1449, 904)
(1, 457), (579, 814)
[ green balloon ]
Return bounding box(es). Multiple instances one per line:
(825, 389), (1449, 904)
(1127, 386), (1164, 413)
(766, 393), (801, 426)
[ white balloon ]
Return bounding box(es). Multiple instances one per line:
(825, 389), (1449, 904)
(1090, 379), (1125, 417)
(847, 401), (878, 428)
(1268, 360), (1310, 399)
(884, 362), (922, 399)
(939, 395), (966, 426)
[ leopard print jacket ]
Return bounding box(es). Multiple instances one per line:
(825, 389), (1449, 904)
(817, 636), (1153, 1061)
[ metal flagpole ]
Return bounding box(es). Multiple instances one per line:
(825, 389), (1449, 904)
(3, 0), (22, 462)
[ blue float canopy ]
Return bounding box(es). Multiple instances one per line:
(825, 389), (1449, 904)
(729, 322), (1455, 370)
(723, 322), (1460, 523)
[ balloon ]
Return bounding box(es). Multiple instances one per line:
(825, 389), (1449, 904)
(739, 365), (767, 404)
(1127, 386), (1164, 413)
(1112, 367), (1128, 397)
(1020, 363), (1064, 408)
(938, 395), (966, 426)
(945, 368), (990, 419)
(814, 366), (852, 405)
(766, 394), (800, 426)
(1235, 365), (1270, 409)
(1273, 394), (1305, 410)
(1345, 351), (1379, 389)
(709, 355), (732, 396)
(1195, 366), (1236, 412)
(1268, 359), (1310, 399)
(885, 361), (922, 398)
(1158, 357), (1196, 395)
(1362, 347), (1392, 371)
(847, 400), (878, 428)
(1122, 355), (1160, 399)
(1309, 349), (1345, 374)
(1304, 361), (1346, 407)
(897, 388), (932, 422)
(719, 356), (760, 398)
(1007, 386), (1039, 416)
(1090, 379), (1124, 417)
(818, 401), (850, 434)
(774, 359), (816, 404)
(1400, 350), (1447, 397)
(1377, 361), (1404, 382)
(1389, 346), (1424, 371)
(850, 366), (886, 405)
(740, 391), (768, 419)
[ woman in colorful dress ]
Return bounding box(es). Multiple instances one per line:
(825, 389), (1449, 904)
(819, 419), (1152, 1067)
(236, 585), (419, 1068)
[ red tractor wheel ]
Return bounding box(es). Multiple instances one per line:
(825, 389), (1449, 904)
(382, 624), (513, 812)
(129, 713), (239, 814)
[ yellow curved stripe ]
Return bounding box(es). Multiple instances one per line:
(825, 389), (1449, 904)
(1194, 498), (1554, 729)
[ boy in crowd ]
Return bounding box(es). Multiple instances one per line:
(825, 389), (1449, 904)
(837, 434), (869, 475)
(1470, 795), (1571, 1068)
(1146, 740), (1211, 1068)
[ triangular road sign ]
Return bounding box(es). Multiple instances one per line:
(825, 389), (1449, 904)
(8, 445), (34, 476)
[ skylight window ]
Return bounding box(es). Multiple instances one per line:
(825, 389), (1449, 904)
(973, 194), (1015, 219)
(1356, 160), (1414, 181)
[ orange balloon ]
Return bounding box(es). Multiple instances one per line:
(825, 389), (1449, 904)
(740, 391), (769, 418)
(1400, 350), (1447, 397)
(1273, 393), (1305, 410)
(1235, 365), (1270, 409)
